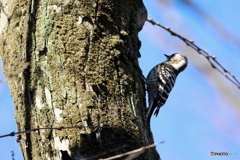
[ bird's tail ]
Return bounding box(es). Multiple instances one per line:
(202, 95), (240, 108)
(154, 108), (160, 117)
(146, 101), (157, 125)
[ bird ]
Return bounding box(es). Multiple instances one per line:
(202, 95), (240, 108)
(146, 53), (188, 124)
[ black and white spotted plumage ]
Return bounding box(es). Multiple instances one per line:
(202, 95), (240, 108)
(146, 53), (188, 123)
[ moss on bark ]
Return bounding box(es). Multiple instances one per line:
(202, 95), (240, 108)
(0, 0), (159, 159)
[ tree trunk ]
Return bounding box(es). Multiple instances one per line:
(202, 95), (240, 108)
(0, 0), (159, 159)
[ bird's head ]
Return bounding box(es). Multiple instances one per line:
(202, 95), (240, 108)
(164, 53), (188, 72)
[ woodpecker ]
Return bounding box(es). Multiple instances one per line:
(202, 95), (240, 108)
(146, 53), (188, 123)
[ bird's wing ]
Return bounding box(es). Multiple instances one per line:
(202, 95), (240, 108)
(146, 65), (159, 123)
(154, 64), (177, 116)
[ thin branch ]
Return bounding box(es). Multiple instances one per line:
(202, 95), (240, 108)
(80, 145), (128, 160)
(0, 126), (139, 139)
(100, 142), (164, 160)
(147, 19), (240, 89)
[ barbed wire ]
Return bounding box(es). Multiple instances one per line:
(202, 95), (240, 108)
(11, 150), (14, 160)
(0, 126), (140, 139)
(1, 125), (163, 160)
(1, 125), (157, 160)
(147, 19), (240, 89)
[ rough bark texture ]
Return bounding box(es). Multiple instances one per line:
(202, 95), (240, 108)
(0, 0), (159, 159)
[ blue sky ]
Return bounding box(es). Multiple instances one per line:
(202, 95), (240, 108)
(140, 0), (240, 160)
(0, 0), (240, 159)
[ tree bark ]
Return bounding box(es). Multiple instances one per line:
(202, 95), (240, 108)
(0, 0), (159, 159)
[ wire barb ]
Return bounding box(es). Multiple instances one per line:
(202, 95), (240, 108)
(147, 19), (240, 89)
(0, 126), (139, 139)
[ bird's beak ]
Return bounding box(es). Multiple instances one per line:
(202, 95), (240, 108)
(164, 54), (171, 59)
